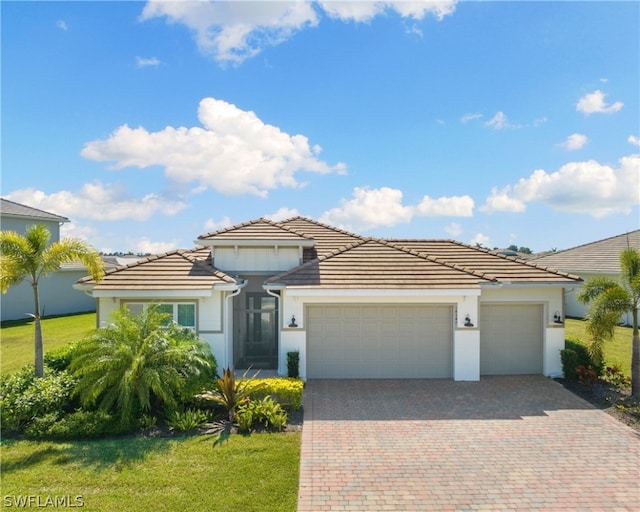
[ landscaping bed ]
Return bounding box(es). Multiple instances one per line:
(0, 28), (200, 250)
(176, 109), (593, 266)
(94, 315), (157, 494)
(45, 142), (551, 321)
(556, 378), (640, 433)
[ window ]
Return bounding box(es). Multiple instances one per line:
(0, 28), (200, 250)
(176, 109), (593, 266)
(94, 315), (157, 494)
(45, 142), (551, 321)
(125, 302), (196, 329)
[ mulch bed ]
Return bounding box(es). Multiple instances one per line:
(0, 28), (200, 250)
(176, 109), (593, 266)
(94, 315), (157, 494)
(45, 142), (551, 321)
(555, 378), (640, 433)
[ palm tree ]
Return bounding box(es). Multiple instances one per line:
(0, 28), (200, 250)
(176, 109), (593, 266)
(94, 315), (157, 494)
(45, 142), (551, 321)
(578, 247), (640, 397)
(71, 305), (215, 426)
(0, 224), (104, 377)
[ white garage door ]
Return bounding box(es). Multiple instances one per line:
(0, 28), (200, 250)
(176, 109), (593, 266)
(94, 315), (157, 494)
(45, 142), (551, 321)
(306, 304), (453, 379)
(480, 304), (543, 375)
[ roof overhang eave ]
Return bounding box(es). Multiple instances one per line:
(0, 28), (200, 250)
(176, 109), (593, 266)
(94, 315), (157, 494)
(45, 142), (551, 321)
(278, 287), (482, 297)
(73, 283), (94, 292)
(481, 280), (582, 288)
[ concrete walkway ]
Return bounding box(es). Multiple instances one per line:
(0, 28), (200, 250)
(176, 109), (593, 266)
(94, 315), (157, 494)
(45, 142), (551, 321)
(297, 376), (640, 511)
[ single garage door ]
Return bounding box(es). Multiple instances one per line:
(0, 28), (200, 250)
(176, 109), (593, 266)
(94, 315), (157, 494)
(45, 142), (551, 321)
(480, 304), (543, 375)
(306, 304), (453, 379)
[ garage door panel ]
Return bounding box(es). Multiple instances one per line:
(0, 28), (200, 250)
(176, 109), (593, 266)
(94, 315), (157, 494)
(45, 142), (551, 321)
(480, 304), (543, 375)
(307, 304), (452, 379)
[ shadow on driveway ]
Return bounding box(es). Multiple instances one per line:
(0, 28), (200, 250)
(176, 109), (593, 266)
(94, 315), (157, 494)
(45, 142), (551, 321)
(304, 375), (598, 421)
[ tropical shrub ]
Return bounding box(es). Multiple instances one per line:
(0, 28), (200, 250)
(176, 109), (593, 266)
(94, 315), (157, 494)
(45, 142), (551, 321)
(560, 348), (579, 380)
(24, 410), (129, 440)
(236, 396), (288, 432)
(70, 305), (215, 426)
(243, 378), (303, 410)
(197, 368), (261, 422)
(287, 351), (300, 378)
(561, 339), (601, 380)
(166, 408), (209, 432)
(0, 366), (75, 432)
(576, 364), (598, 388)
(602, 365), (631, 391)
(44, 341), (80, 372)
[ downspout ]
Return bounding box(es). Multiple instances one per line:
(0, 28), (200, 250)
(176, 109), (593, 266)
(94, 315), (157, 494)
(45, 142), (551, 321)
(225, 280), (247, 370)
(265, 287), (282, 376)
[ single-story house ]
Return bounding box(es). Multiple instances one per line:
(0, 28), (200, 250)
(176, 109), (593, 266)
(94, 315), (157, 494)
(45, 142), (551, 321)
(532, 230), (640, 326)
(0, 198), (97, 321)
(76, 217), (581, 381)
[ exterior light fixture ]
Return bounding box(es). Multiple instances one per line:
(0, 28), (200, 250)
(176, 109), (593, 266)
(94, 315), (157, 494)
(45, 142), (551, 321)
(464, 314), (474, 327)
(553, 311), (563, 324)
(289, 314), (298, 328)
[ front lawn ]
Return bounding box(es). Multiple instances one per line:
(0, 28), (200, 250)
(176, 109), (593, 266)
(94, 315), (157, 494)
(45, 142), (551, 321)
(0, 312), (96, 375)
(564, 317), (633, 376)
(1, 433), (301, 512)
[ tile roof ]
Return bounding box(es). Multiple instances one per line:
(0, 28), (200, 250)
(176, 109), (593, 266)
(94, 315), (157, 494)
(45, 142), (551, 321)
(278, 216), (364, 261)
(531, 230), (640, 273)
(78, 249), (236, 291)
(1, 198), (69, 223)
(265, 239), (497, 289)
(78, 216), (582, 292)
(197, 217), (314, 244)
(389, 239), (579, 284)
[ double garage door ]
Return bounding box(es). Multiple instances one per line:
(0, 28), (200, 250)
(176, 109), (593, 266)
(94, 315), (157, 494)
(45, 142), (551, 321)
(306, 304), (453, 379)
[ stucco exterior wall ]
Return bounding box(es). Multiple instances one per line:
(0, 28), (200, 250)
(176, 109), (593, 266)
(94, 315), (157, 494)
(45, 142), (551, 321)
(96, 292), (227, 370)
(277, 289), (482, 381)
(0, 217), (85, 322)
(275, 286), (566, 380)
(564, 273), (634, 326)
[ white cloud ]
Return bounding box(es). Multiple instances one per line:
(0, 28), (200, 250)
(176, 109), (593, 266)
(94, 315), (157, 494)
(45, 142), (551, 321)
(461, 112), (482, 124)
(480, 187), (526, 213)
(559, 133), (588, 150)
(319, 1), (456, 22)
(140, 1), (319, 65)
(480, 154), (640, 217)
(576, 90), (623, 115)
(203, 216), (233, 233)
(56, 20), (68, 31)
(444, 222), (462, 238)
(266, 207), (300, 222)
(628, 135), (640, 147)
(321, 186), (474, 231)
(320, 186), (414, 231)
(135, 237), (180, 255)
(81, 97), (346, 197)
(60, 223), (97, 242)
(140, 0), (457, 64)
(136, 56), (161, 68)
(484, 111), (517, 130)
(470, 233), (491, 247)
(416, 195), (474, 217)
(5, 182), (187, 221)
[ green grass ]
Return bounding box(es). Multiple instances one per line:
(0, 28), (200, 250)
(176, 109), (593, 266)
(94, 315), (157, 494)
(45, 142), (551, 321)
(565, 317), (633, 377)
(1, 433), (301, 512)
(1, 312), (96, 375)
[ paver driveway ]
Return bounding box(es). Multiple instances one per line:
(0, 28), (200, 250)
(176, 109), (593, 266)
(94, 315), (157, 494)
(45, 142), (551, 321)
(297, 376), (639, 511)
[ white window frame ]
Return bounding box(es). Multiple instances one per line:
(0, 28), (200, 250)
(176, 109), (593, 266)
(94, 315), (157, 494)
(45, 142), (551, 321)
(124, 302), (197, 329)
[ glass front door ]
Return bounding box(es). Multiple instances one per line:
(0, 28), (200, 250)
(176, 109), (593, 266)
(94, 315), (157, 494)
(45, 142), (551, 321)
(235, 293), (278, 369)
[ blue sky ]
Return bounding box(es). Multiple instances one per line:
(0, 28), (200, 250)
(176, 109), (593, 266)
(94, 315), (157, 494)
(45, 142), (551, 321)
(2, 1), (639, 254)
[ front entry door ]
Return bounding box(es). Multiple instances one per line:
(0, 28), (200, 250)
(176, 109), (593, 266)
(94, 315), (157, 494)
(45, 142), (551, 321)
(236, 293), (278, 369)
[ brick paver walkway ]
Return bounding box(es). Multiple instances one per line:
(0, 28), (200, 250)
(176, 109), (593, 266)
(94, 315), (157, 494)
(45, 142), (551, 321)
(297, 376), (640, 511)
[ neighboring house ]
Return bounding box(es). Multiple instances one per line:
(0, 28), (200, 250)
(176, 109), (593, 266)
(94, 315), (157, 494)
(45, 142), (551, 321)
(0, 198), (96, 321)
(532, 230), (640, 326)
(76, 217), (581, 381)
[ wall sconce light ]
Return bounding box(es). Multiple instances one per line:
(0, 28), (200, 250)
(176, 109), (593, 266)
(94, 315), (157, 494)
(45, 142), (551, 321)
(289, 314), (298, 328)
(553, 311), (563, 324)
(464, 314), (474, 327)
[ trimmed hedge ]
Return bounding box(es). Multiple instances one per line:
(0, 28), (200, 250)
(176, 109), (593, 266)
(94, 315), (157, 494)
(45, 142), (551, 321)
(561, 338), (602, 380)
(242, 377), (304, 410)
